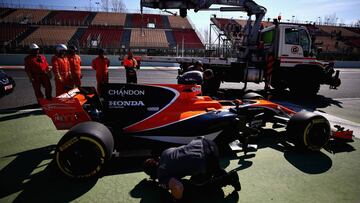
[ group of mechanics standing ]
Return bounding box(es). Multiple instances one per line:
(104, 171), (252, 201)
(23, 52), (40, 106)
(25, 43), (138, 100)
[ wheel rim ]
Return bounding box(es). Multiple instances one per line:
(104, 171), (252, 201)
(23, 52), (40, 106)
(304, 122), (330, 150)
(56, 136), (106, 178)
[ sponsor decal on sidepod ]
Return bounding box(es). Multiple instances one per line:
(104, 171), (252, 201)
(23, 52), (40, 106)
(108, 86), (145, 97)
(108, 101), (145, 108)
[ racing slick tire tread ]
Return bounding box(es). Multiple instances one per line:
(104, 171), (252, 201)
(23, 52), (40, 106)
(55, 121), (114, 179)
(286, 111), (331, 151)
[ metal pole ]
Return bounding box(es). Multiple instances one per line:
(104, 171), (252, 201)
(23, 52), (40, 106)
(182, 35), (184, 57)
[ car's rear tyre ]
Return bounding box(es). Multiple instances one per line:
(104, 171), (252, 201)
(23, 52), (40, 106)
(286, 111), (330, 151)
(55, 121), (114, 179)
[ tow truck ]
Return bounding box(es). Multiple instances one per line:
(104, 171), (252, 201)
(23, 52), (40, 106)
(140, 0), (341, 96)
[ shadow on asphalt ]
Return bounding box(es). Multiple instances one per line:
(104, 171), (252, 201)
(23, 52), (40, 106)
(130, 179), (240, 203)
(0, 103), (40, 112)
(0, 103), (43, 122)
(247, 129), (334, 174)
(0, 131), (354, 202)
(324, 140), (356, 154)
(0, 145), (97, 202)
(0, 110), (43, 122)
(268, 90), (343, 111)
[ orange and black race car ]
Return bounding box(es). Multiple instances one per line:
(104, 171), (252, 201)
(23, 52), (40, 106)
(39, 83), (353, 179)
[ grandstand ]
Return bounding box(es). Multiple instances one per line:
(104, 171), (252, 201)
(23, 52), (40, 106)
(0, 6), (359, 59)
(130, 28), (169, 48)
(21, 26), (78, 47)
(78, 26), (123, 48)
(91, 12), (126, 26)
(0, 7), (204, 55)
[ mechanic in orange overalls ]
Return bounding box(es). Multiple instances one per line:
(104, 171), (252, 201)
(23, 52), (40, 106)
(52, 44), (72, 96)
(92, 48), (110, 93)
(67, 45), (82, 87)
(24, 43), (52, 100)
(123, 51), (138, 83)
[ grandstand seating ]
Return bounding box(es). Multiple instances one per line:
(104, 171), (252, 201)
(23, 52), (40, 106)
(0, 9), (49, 24)
(345, 27), (360, 35)
(0, 23), (28, 44)
(3, 7), (359, 55)
(68, 28), (87, 47)
(172, 29), (204, 49)
(0, 8), (15, 18)
(319, 25), (360, 38)
(315, 36), (348, 52)
(121, 29), (131, 47)
(348, 39), (360, 48)
(165, 31), (176, 47)
(130, 28), (169, 48)
(235, 19), (272, 28)
(91, 12), (126, 26)
(304, 24), (329, 36)
(168, 15), (192, 29)
(131, 14), (164, 29)
(21, 26), (78, 46)
(79, 26), (123, 48)
(212, 18), (234, 31)
(50, 11), (90, 25)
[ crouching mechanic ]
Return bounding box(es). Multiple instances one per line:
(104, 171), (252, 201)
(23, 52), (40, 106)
(143, 137), (241, 200)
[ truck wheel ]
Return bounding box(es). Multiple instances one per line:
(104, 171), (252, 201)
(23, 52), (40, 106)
(286, 111), (330, 151)
(55, 121), (114, 179)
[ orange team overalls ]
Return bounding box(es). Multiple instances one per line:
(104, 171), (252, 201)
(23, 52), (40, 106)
(24, 54), (52, 99)
(92, 56), (110, 93)
(123, 57), (138, 83)
(52, 55), (72, 96)
(68, 54), (82, 87)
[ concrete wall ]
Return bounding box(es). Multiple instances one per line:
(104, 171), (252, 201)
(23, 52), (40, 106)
(0, 54), (122, 66)
(0, 54), (358, 68)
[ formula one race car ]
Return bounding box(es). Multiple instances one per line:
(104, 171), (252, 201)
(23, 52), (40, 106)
(39, 83), (351, 179)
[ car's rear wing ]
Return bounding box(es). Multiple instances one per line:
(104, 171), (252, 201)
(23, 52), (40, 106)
(38, 88), (92, 130)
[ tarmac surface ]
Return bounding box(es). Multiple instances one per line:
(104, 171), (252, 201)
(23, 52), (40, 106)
(0, 66), (360, 202)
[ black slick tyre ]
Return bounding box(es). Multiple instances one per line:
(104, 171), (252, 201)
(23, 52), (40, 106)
(55, 121), (114, 179)
(286, 111), (330, 151)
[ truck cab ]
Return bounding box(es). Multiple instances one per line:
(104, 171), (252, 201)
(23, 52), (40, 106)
(259, 23), (340, 96)
(261, 24), (314, 65)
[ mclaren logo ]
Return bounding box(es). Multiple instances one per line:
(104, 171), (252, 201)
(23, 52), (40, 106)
(108, 87), (145, 97)
(109, 101), (145, 108)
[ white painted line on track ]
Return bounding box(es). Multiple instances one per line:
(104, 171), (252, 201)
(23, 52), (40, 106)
(315, 111), (360, 139)
(333, 97), (360, 101)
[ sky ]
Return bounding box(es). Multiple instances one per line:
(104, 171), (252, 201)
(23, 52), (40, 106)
(2, 0), (360, 32)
